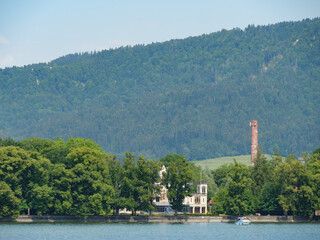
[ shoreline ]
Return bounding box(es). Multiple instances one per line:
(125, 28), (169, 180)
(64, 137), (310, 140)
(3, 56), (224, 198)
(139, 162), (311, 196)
(0, 215), (319, 223)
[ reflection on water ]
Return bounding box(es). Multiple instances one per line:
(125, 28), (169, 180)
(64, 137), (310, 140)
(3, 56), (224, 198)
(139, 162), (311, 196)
(0, 222), (319, 240)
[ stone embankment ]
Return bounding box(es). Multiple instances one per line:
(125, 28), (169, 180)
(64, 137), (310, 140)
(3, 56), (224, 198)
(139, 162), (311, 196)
(0, 215), (318, 223)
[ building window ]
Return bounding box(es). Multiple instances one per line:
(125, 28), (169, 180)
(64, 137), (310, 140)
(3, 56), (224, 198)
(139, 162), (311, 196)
(195, 197), (200, 204)
(202, 186), (206, 194)
(202, 207), (205, 213)
(203, 198), (204, 203)
(183, 206), (190, 213)
(190, 207), (193, 214)
(195, 207), (200, 213)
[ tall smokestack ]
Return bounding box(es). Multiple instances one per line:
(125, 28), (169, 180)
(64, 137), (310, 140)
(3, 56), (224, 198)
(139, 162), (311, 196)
(250, 120), (258, 166)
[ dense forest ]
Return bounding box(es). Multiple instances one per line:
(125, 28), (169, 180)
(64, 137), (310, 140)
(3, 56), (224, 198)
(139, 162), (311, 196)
(212, 148), (320, 217)
(0, 137), (319, 218)
(0, 18), (319, 160)
(0, 137), (211, 217)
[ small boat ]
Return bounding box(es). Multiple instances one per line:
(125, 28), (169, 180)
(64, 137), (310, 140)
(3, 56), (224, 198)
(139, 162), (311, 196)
(235, 217), (251, 225)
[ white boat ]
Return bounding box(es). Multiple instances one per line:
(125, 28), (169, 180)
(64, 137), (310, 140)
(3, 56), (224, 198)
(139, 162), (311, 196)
(235, 217), (251, 225)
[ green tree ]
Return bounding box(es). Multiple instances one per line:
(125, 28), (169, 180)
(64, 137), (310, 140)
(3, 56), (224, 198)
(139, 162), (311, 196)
(40, 137), (102, 166)
(212, 164), (233, 188)
(251, 150), (271, 195)
(49, 163), (73, 215)
(295, 185), (314, 217)
(269, 149), (283, 170)
(159, 154), (183, 167)
(161, 154), (193, 214)
(66, 147), (114, 216)
(40, 138), (69, 165)
(307, 150), (320, 217)
(307, 151), (320, 175)
(106, 155), (127, 215)
(211, 187), (228, 215)
(0, 138), (21, 147)
(311, 174), (320, 216)
(29, 185), (55, 215)
(119, 152), (140, 215)
(136, 156), (160, 214)
(0, 146), (33, 196)
(224, 160), (255, 216)
(0, 181), (21, 217)
(0, 146), (52, 216)
(20, 138), (54, 153)
(274, 158), (312, 216)
(257, 182), (281, 215)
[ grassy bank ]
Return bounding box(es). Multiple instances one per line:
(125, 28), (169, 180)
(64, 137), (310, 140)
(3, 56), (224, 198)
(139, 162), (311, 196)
(194, 154), (273, 170)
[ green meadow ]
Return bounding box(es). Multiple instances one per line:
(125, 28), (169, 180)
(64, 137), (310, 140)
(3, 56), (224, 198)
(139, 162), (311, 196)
(194, 154), (273, 170)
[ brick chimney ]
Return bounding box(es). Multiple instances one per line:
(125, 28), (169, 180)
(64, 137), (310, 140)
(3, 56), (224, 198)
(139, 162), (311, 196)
(250, 120), (258, 166)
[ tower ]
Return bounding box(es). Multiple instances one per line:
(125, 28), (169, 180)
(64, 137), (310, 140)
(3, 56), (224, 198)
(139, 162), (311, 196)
(250, 120), (258, 166)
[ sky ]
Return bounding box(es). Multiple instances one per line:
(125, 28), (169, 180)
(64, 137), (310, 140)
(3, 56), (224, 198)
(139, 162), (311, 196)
(0, 0), (319, 68)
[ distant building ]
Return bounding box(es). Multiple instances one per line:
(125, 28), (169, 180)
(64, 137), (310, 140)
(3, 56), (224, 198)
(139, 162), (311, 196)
(153, 165), (172, 213)
(183, 181), (207, 214)
(153, 165), (207, 214)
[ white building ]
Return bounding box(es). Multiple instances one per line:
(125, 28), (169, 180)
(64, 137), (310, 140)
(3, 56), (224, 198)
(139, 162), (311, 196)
(183, 181), (207, 214)
(153, 165), (207, 214)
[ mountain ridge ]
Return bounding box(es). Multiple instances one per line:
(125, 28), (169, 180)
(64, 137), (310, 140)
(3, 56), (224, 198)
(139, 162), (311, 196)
(0, 18), (319, 160)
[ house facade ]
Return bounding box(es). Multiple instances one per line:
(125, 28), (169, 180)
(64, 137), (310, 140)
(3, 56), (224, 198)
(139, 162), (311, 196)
(153, 165), (208, 214)
(183, 181), (207, 214)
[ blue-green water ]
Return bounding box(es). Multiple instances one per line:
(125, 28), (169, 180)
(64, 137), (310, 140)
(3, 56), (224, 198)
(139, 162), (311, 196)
(0, 223), (319, 240)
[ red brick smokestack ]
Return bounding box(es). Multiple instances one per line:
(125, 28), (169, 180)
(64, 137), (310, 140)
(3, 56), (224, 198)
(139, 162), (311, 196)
(250, 120), (258, 166)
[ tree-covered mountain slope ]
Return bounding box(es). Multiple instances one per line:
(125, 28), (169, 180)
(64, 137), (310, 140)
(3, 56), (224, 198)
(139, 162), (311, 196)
(0, 18), (319, 160)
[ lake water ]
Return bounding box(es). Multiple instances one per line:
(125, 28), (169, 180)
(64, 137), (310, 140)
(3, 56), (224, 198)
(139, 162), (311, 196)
(0, 222), (319, 240)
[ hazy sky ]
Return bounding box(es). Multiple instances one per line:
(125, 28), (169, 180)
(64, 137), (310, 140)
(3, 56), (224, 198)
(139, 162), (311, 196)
(0, 0), (319, 68)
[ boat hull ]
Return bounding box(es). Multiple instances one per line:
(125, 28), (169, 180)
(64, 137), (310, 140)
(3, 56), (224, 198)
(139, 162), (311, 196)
(235, 219), (251, 225)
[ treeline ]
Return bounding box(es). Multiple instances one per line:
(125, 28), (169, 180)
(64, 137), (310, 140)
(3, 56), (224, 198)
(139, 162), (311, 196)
(211, 148), (320, 218)
(0, 137), (212, 217)
(0, 18), (319, 160)
(1, 137), (319, 218)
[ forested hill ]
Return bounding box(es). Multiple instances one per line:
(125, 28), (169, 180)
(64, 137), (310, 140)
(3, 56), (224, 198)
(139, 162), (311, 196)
(0, 18), (319, 160)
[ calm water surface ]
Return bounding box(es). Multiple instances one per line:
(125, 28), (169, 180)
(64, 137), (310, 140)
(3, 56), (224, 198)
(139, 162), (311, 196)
(0, 223), (319, 240)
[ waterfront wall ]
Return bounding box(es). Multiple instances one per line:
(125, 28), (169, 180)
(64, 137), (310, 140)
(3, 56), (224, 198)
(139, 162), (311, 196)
(0, 215), (317, 223)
